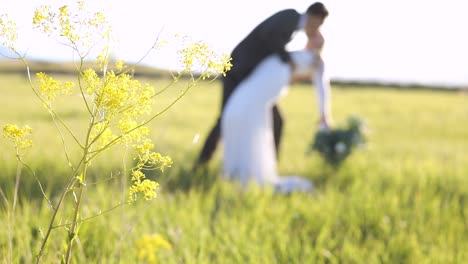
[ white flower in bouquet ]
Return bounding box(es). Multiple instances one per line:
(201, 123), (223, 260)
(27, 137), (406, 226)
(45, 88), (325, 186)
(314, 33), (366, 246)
(335, 142), (347, 154)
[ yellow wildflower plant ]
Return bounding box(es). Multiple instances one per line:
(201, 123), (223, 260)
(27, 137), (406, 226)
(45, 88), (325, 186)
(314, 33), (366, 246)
(2, 1), (232, 262)
(80, 59), (170, 202)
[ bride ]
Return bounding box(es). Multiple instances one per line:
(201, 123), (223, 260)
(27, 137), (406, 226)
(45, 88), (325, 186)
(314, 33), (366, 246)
(221, 34), (332, 193)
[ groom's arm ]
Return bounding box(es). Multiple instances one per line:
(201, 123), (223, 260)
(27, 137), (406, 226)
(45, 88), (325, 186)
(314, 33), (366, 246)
(257, 9), (300, 63)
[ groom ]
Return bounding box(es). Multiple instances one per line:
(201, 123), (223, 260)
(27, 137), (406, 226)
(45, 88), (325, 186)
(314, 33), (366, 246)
(194, 2), (329, 169)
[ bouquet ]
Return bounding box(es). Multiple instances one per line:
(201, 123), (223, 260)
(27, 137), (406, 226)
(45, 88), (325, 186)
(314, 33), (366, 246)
(309, 116), (366, 167)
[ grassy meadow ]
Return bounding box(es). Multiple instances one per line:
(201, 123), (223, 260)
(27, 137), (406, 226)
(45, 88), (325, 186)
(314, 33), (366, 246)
(0, 70), (468, 263)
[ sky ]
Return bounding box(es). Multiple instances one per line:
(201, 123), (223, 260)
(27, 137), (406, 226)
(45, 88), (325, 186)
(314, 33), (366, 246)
(2, 0), (468, 87)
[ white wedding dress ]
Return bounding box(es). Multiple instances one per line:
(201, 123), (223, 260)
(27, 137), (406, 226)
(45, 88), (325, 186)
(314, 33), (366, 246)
(221, 49), (331, 193)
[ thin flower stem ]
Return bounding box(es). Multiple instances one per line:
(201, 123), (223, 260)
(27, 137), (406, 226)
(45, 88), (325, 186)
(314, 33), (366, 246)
(47, 108), (84, 149)
(76, 59), (93, 116)
(120, 30), (164, 76)
(52, 201), (132, 229)
(35, 177), (76, 264)
(64, 98), (99, 263)
(12, 157), (21, 211)
(35, 154), (88, 264)
(51, 114), (76, 172)
(64, 163), (87, 264)
(17, 156), (54, 209)
(153, 73), (183, 97)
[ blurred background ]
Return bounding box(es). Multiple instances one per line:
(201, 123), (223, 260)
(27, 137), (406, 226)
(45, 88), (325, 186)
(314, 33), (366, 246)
(2, 0), (467, 88)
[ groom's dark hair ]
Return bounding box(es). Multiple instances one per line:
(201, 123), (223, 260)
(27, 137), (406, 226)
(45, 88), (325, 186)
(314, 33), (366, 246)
(307, 2), (329, 17)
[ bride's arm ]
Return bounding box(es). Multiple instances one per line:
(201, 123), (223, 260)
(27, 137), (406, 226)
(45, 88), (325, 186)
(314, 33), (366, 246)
(306, 31), (332, 129)
(314, 58), (332, 130)
(289, 54), (332, 129)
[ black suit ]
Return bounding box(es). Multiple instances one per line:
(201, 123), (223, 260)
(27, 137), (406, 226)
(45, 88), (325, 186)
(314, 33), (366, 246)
(195, 9), (302, 167)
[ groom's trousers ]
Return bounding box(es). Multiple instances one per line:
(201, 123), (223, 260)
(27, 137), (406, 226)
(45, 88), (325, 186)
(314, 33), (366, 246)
(194, 76), (284, 168)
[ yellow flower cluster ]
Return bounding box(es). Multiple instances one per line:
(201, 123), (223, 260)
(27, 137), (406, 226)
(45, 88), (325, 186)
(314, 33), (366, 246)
(115, 59), (126, 72)
(83, 70), (155, 121)
(133, 139), (173, 172)
(32, 6), (54, 34)
(58, 5), (78, 43)
(129, 171), (159, 201)
(118, 119), (150, 144)
(36, 72), (74, 102)
(89, 123), (118, 150)
(178, 38), (232, 79)
(82, 67), (157, 152)
(33, 1), (111, 54)
(128, 138), (172, 201)
(3, 124), (33, 153)
(0, 14), (18, 50)
(135, 233), (172, 264)
(103, 72), (154, 117)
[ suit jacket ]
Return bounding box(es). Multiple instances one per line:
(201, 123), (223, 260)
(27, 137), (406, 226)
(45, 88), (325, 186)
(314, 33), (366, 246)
(227, 9), (301, 84)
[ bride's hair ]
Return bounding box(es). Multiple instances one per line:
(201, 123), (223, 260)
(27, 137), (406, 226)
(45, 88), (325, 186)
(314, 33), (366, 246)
(306, 2), (329, 17)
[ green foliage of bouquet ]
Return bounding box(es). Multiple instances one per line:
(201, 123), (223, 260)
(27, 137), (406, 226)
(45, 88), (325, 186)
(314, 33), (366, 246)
(310, 116), (367, 167)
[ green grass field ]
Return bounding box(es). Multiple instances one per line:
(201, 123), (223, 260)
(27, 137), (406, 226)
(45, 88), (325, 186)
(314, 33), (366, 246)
(1, 71), (467, 263)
